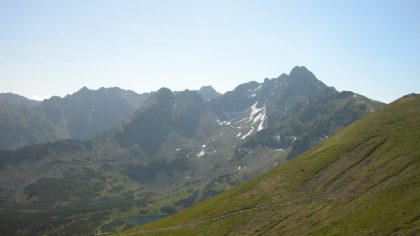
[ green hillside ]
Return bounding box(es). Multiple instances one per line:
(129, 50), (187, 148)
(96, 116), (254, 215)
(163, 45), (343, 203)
(116, 94), (420, 235)
(0, 68), (384, 235)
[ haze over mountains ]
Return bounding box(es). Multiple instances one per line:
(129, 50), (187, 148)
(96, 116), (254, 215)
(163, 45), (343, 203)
(0, 66), (389, 235)
(122, 94), (420, 236)
(0, 86), (223, 150)
(0, 87), (150, 149)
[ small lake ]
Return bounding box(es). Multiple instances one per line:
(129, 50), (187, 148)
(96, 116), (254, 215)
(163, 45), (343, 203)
(123, 214), (166, 226)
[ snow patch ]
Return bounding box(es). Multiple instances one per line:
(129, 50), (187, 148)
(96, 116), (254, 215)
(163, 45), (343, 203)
(216, 119), (231, 126)
(241, 127), (254, 139)
(249, 102), (266, 131)
(249, 84), (262, 93)
(235, 117), (249, 124)
(197, 150), (205, 157)
(237, 102), (267, 138)
(236, 132), (242, 138)
(250, 102), (263, 117)
(257, 112), (266, 131)
(197, 144), (206, 157)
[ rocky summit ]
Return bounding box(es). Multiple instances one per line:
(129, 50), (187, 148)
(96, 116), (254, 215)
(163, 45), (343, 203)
(0, 67), (385, 235)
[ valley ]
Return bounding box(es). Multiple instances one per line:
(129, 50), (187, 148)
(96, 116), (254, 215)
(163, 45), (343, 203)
(1, 2), (417, 235)
(116, 94), (420, 235)
(0, 67), (387, 235)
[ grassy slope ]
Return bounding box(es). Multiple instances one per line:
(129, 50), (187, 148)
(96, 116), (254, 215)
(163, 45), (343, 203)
(114, 94), (420, 236)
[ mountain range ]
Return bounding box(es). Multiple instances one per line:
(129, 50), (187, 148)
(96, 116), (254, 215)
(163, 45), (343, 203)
(120, 93), (420, 235)
(0, 87), (151, 149)
(0, 66), (386, 235)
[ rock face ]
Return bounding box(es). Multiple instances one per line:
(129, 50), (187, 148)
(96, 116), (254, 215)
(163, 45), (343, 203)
(197, 86), (221, 101)
(171, 90), (205, 138)
(128, 94), (420, 236)
(40, 87), (151, 140)
(0, 66), (385, 235)
(0, 93), (41, 107)
(209, 66), (383, 158)
(0, 87), (150, 149)
(116, 88), (175, 155)
(0, 102), (63, 149)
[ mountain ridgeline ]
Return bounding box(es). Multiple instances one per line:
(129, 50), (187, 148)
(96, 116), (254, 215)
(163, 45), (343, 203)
(118, 94), (420, 236)
(0, 87), (150, 149)
(0, 85), (221, 150)
(0, 66), (386, 235)
(198, 85), (221, 101)
(116, 88), (176, 155)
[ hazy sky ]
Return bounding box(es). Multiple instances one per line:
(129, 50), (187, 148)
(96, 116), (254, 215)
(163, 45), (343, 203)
(0, 0), (419, 103)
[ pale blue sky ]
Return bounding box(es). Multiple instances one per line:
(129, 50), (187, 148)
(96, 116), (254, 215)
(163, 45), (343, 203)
(0, 0), (419, 102)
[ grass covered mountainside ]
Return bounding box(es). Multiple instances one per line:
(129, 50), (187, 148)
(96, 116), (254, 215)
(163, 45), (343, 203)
(0, 67), (386, 235)
(117, 94), (420, 235)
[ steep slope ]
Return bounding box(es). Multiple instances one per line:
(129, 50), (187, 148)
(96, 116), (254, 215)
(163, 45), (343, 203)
(0, 87), (150, 149)
(0, 67), (386, 235)
(0, 93), (41, 107)
(0, 102), (64, 149)
(115, 88), (175, 155)
(206, 66), (383, 180)
(39, 87), (150, 140)
(119, 94), (420, 235)
(197, 86), (221, 101)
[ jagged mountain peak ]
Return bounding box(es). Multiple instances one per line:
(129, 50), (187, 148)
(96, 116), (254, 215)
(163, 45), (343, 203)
(175, 89), (203, 102)
(288, 66), (327, 89)
(127, 87), (174, 115)
(71, 86), (93, 97)
(289, 65), (310, 74)
(210, 66), (329, 115)
(78, 86), (90, 91)
(33, 86), (152, 143)
(114, 88), (206, 153)
(172, 90), (205, 138)
(198, 85), (221, 101)
(70, 86), (138, 97)
(198, 85), (216, 91)
(129, 94), (419, 235)
(234, 81), (260, 91)
(116, 88), (175, 155)
(0, 66), (389, 235)
(156, 87), (173, 97)
(147, 87), (173, 105)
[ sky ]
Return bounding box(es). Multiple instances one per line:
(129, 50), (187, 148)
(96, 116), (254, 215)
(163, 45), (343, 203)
(0, 0), (419, 103)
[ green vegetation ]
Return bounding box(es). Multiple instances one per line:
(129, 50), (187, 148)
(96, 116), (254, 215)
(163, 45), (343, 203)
(0, 67), (386, 235)
(116, 94), (420, 235)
